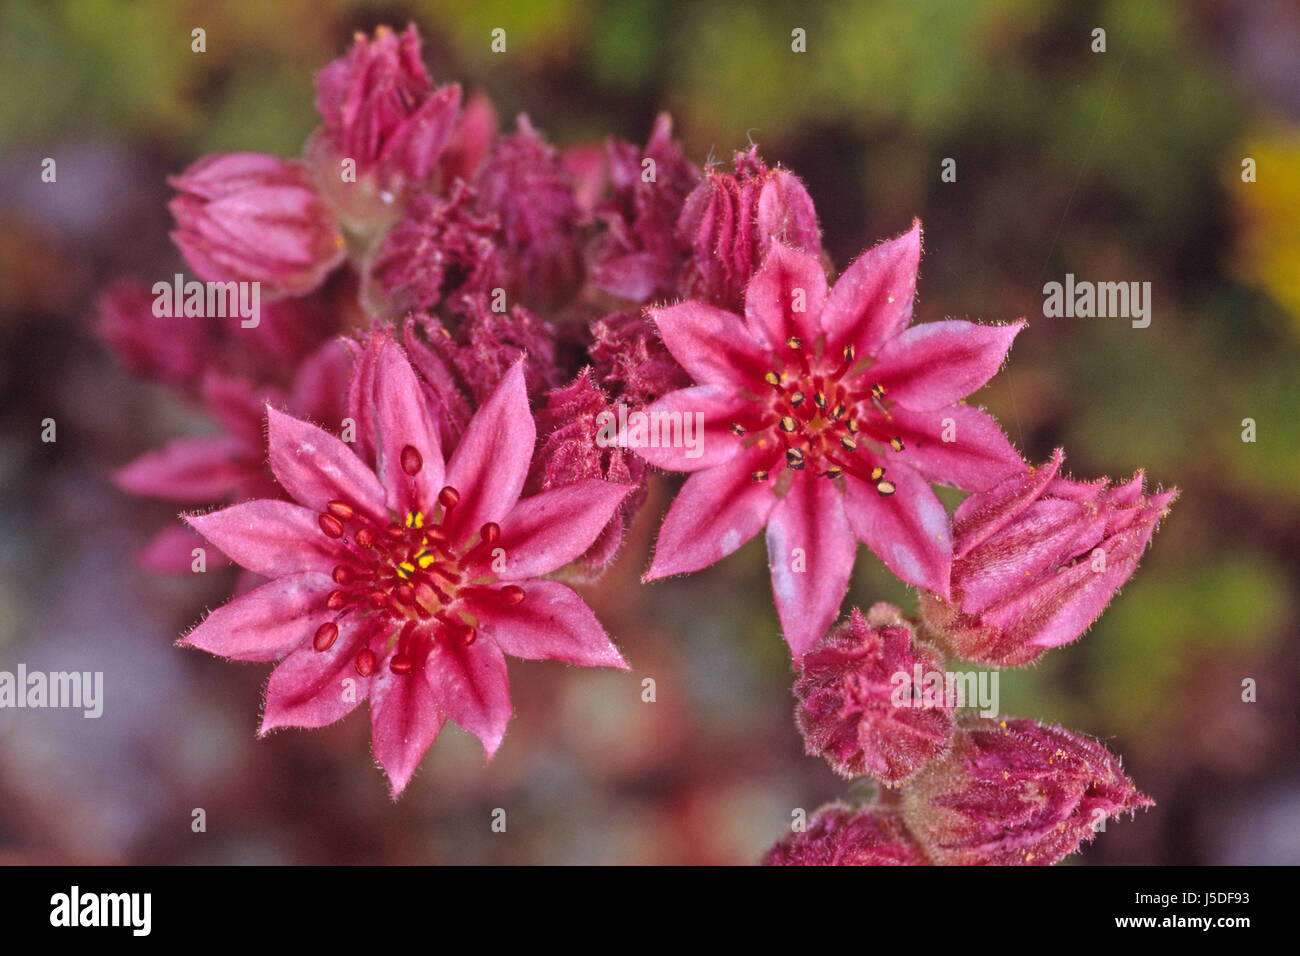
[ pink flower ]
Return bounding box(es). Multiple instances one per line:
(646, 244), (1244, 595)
(475, 115), (583, 309)
(794, 606), (952, 785)
(312, 23), (460, 185)
(764, 803), (928, 866)
(639, 221), (1026, 658)
(169, 153), (346, 297)
(181, 335), (631, 796)
(116, 338), (352, 572)
(900, 716), (1153, 865)
(677, 145), (821, 311)
(590, 113), (700, 302)
(919, 448), (1178, 667)
(115, 341), (351, 506)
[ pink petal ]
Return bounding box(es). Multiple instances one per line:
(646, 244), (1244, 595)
(138, 522), (225, 574)
(369, 650), (446, 797)
(444, 361), (535, 540)
(757, 170), (821, 255)
(493, 480), (631, 579)
(186, 500), (338, 578)
(644, 442), (778, 580)
(464, 580), (627, 668)
(952, 448), (1064, 559)
(649, 300), (771, 390)
(743, 243), (828, 349)
(956, 498), (1106, 614)
(425, 636), (513, 760)
(178, 571), (333, 662)
(289, 337), (353, 423)
(983, 523), (1154, 652)
(822, 219), (921, 358)
(380, 83), (461, 181)
(202, 372), (277, 447)
(344, 334), (380, 466)
(260, 623), (371, 733)
(371, 336), (446, 514)
(843, 459), (952, 598)
(869, 319), (1024, 412)
(114, 435), (253, 501)
(267, 405), (387, 523)
(633, 385), (749, 472)
(885, 404), (1027, 492)
(765, 471), (858, 659)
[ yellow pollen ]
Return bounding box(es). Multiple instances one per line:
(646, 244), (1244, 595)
(416, 550), (436, 569)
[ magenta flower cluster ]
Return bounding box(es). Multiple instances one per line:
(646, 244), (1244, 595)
(97, 25), (1175, 861)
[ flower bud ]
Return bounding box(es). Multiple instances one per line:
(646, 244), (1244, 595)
(676, 145), (821, 310)
(589, 113), (700, 302)
(901, 716), (1153, 865)
(475, 115), (583, 309)
(363, 181), (500, 318)
(794, 608), (953, 785)
(313, 23), (460, 185)
(527, 368), (648, 579)
(589, 310), (690, 409)
(168, 153), (345, 297)
(919, 448), (1178, 666)
(764, 804), (928, 866)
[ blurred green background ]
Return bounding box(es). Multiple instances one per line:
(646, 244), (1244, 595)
(1, 0), (1297, 864)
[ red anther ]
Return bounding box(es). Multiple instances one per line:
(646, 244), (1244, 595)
(386, 523), (406, 540)
(368, 590), (388, 609)
(327, 590), (347, 610)
(480, 522), (500, 545)
(326, 500), (355, 520)
(355, 648), (376, 677)
(400, 444), (423, 476)
(459, 624), (478, 646)
(355, 527), (377, 549)
(318, 513), (344, 538)
(438, 486), (460, 509)
(500, 585), (525, 605)
(332, 565), (354, 585)
(394, 584), (415, 604)
(389, 653), (413, 675)
(313, 622), (339, 652)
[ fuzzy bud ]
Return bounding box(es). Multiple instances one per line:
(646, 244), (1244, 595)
(920, 448), (1178, 667)
(764, 804), (928, 866)
(901, 715), (1153, 866)
(795, 607), (953, 785)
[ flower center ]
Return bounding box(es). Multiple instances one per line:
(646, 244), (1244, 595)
(311, 445), (524, 676)
(733, 338), (902, 496)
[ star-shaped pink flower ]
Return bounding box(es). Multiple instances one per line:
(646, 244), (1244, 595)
(637, 221), (1026, 658)
(180, 335), (631, 796)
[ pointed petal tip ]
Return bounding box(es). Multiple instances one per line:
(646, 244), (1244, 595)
(477, 733), (505, 764)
